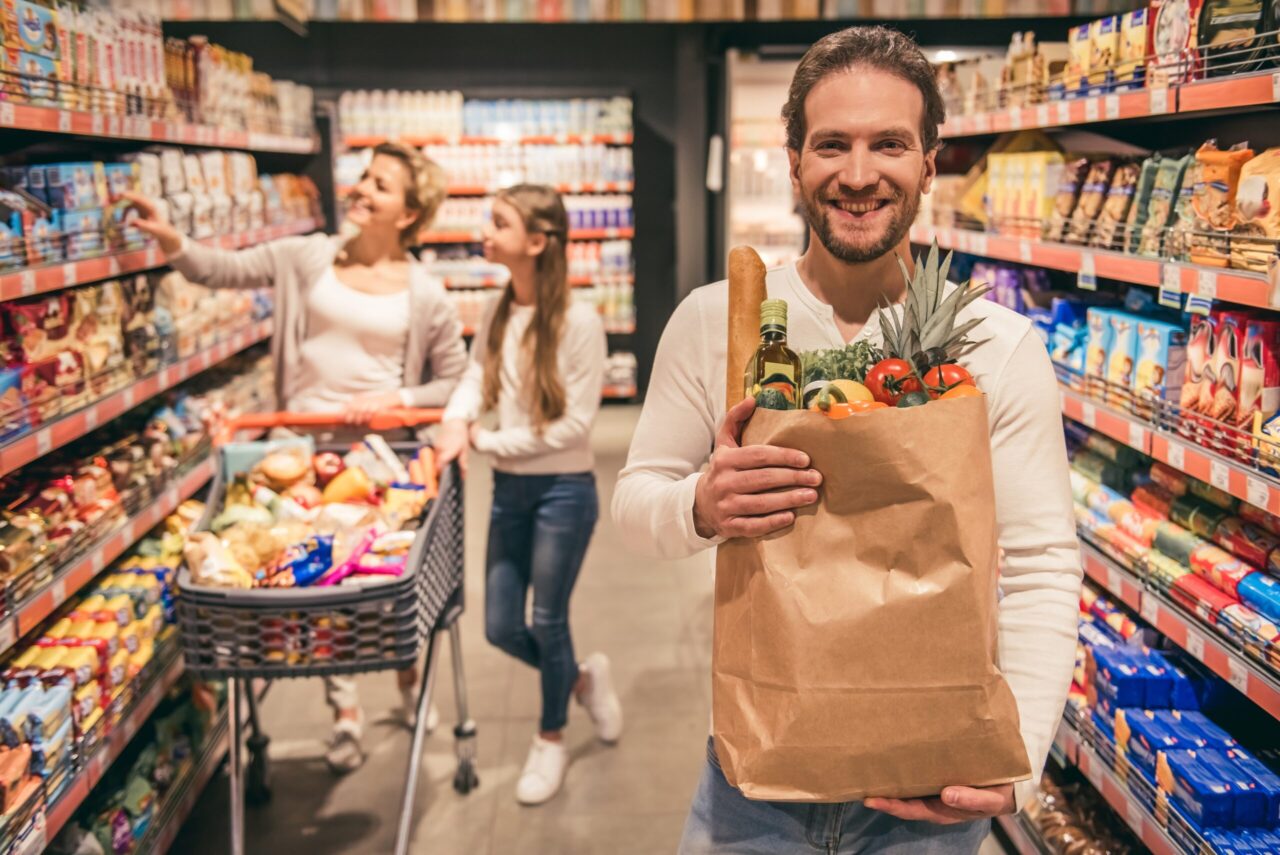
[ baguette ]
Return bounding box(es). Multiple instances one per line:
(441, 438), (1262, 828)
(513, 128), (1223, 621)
(726, 246), (768, 410)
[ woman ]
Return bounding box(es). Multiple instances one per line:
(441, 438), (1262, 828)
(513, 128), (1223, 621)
(125, 142), (467, 774)
(436, 185), (622, 805)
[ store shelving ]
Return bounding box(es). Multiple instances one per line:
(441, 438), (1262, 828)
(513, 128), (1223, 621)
(0, 220), (319, 303)
(343, 133), (632, 148)
(421, 227), (634, 244)
(443, 274), (633, 290)
(339, 182), (633, 198)
(602, 383), (638, 399)
(908, 224), (1275, 311)
(939, 70), (1280, 139)
(149, 708), (232, 854)
(0, 102), (318, 154)
(994, 812), (1052, 855)
(0, 319), (272, 479)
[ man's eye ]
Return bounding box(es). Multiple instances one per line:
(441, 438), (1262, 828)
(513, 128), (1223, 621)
(879, 141), (906, 152)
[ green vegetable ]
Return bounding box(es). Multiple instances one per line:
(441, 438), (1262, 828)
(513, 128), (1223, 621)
(896, 390), (932, 408)
(755, 388), (791, 411)
(800, 340), (884, 386)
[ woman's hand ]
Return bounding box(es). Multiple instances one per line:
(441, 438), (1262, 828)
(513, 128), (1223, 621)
(434, 419), (470, 478)
(469, 422), (487, 450)
(121, 192), (184, 256)
(342, 391), (404, 424)
(864, 783), (1015, 825)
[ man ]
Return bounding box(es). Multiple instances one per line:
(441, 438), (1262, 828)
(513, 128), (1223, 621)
(613, 25), (1082, 854)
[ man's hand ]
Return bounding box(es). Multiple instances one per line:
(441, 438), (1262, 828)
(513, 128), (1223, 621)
(692, 396), (822, 539)
(342, 391), (404, 424)
(864, 784), (1015, 825)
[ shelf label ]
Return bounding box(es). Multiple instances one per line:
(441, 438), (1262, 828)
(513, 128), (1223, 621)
(57, 110), (71, 132)
(158, 367), (172, 388)
(1273, 72), (1280, 103)
(1009, 109), (1023, 130)
(1125, 801), (1144, 835)
(1128, 421), (1145, 450)
(90, 548), (104, 573)
(1227, 657), (1250, 694)
(19, 270), (35, 296)
(63, 262), (76, 287)
(1081, 402), (1097, 428)
(1018, 238), (1032, 263)
(122, 386), (135, 409)
(1197, 269), (1218, 300)
(35, 429), (51, 455)
(145, 247), (158, 267)
(1085, 752), (1104, 788)
(1247, 476), (1270, 511)
(1140, 596), (1160, 625)
(1036, 104), (1051, 127)
(970, 232), (989, 257)
(1085, 98), (1101, 122)
(1210, 459), (1230, 491)
(51, 578), (66, 604)
(108, 255), (120, 276)
(1078, 252), (1098, 291)
(1186, 629), (1206, 661)
(0, 619), (15, 652)
(107, 115), (120, 137)
(0, 103), (13, 125)
(91, 114), (103, 135)
(1056, 101), (1071, 125)
(83, 407), (97, 430)
(1166, 440), (1186, 470)
(1105, 95), (1121, 120)
(1107, 565), (1124, 596)
(1149, 86), (1170, 115)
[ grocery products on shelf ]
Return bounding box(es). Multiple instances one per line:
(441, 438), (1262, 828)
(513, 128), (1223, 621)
(1020, 763), (1143, 853)
(445, 278), (634, 335)
(335, 142), (633, 191)
(429, 195), (633, 236)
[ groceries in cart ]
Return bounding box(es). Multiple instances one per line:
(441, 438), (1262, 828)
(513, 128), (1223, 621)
(184, 436), (437, 590)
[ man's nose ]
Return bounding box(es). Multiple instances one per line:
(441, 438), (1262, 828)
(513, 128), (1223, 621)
(836, 146), (879, 193)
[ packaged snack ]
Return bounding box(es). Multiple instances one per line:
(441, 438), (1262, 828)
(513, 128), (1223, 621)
(42, 162), (107, 212)
(1181, 313), (1216, 414)
(1044, 158), (1090, 243)
(1088, 16), (1120, 93)
(61, 208), (104, 260)
(1171, 571), (1236, 621)
(1168, 157), (1204, 261)
(1232, 147), (1280, 272)
(1116, 708), (1182, 774)
(1172, 495), (1230, 537)
(0, 745), (31, 811)
(1106, 311), (1139, 403)
(1122, 155), (1161, 251)
(1065, 159), (1115, 245)
(1157, 748), (1236, 827)
(1188, 541), (1256, 596)
(1207, 309), (1251, 424)
(1133, 483), (1176, 519)
(1150, 0), (1205, 88)
(1190, 478), (1236, 510)
(1135, 317), (1187, 407)
(1239, 571), (1280, 621)
(1196, 749), (1269, 827)
(6, 49), (59, 104)
(1085, 306), (1114, 389)
(1190, 142), (1256, 267)
(1089, 646), (1146, 707)
(1197, 0), (1268, 76)
(1117, 7), (1151, 88)
(1066, 23), (1092, 93)
(5, 1), (60, 59)
(1238, 318), (1280, 433)
(1213, 516), (1280, 570)
(1240, 500), (1280, 536)
(1226, 748), (1280, 827)
(1090, 161), (1142, 249)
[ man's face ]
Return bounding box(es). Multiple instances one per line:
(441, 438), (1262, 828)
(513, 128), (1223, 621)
(788, 66), (936, 264)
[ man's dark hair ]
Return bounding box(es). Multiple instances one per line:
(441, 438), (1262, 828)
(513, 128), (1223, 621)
(782, 25), (946, 154)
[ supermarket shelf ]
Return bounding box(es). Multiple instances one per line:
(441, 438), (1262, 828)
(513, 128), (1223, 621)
(995, 812), (1052, 855)
(603, 384), (637, 399)
(938, 71), (1280, 139)
(0, 219), (320, 303)
(1053, 719), (1183, 855)
(150, 708), (231, 854)
(0, 319), (273, 478)
(340, 182), (633, 197)
(0, 102), (318, 154)
(444, 273), (633, 289)
(1078, 538), (1280, 722)
(908, 223), (1274, 309)
(0, 457), (215, 655)
(343, 133), (632, 148)
(45, 651), (186, 843)
(421, 226), (633, 244)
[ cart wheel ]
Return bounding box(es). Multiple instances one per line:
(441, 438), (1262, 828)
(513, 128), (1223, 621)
(453, 759), (479, 794)
(246, 732), (273, 805)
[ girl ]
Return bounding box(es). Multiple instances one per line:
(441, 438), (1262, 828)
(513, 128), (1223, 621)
(125, 142), (466, 774)
(436, 185), (622, 805)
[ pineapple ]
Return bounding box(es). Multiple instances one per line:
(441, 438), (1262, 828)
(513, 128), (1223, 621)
(877, 241), (992, 374)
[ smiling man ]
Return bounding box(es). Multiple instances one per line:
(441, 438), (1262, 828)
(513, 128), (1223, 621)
(613, 26), (1082, 854)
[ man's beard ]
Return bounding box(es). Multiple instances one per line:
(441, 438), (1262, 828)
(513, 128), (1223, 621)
(799, 181), (922, 264)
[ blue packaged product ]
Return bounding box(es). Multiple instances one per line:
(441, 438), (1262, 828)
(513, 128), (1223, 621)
(42, 162), (107, 212)
(29, 716), (72, 777)
(1198, 749), (1268, 827)
(22, 167), (45, 204)
(1155, 709), (1239, 750)
(1241, 829), (1280, 851)
(1050, 298), (1092, 374)
(1163, 658), (1203, 710)
(1157, 748), (1236, 828)
(0, 690), (38, 747)
(10, 51), (58, 105)
(1092, 705), (1117, 741)
(1130, 761), (1159, 813)
(1205, 830), (1256, 854)
(1132, 648), (1176, 708)
(1239, 572), (1280, 623)
(1091, 646), (1147, 707)
(1116, 708), (1181, 774)
(1228, 748), (1280, 827)
(10, 1), (61, 58)
(1135, 317), (1187, 404)
(1078, 618), (1118, 651)
(1086, 307), (1115, 383)
(22, 685), (69, 743)
(60, 208), (103, 260)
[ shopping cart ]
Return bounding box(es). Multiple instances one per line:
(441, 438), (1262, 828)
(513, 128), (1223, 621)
(175, 409), (475, 855)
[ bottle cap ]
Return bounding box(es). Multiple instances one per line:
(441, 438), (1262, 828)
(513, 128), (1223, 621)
(760, 298), (787, 328)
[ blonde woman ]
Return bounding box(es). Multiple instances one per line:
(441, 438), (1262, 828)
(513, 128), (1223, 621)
(126, 142), (467, 773)
(436, 185), (622, 805)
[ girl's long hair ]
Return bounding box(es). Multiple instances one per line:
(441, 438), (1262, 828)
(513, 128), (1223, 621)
(482, 185), (571, 432)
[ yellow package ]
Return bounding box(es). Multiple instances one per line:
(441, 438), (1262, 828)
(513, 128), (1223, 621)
(1068, 24), (1092, 91)
(1089, 16), (1120, 90)
(31, 646), (67, 671)
(77, 703), (103, 738)
(106, 648), (129, 693)
(68, 595), (106, 622)
(90, 621), (120, 657)
(1118, 8), (1149, 86)
(40, 618), (75, 641)
(128, 639), (154, 678)
(118, 622), (142, 656)
(102, 594), (135, 624)
(139, 605), (164, 641)
(54, 646), (97, 688)
(72, 680), (101, 728)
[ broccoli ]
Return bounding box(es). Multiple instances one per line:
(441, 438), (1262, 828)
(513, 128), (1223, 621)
(800, 340), (884, 385)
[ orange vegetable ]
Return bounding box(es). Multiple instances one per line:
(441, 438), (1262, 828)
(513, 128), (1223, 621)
(941, 384), (983, 400)
(815, 399), (888, 419)
(417, 447), (439, 500)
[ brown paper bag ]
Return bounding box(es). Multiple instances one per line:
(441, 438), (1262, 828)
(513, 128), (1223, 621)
(712, 395), (1031, 802)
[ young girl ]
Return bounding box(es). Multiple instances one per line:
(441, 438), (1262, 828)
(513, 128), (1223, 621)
(125, 142), (466, 774)
(436, 185), (622, 805)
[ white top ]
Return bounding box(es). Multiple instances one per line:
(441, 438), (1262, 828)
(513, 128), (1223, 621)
(444, 299), (606, 475)
(612, 262), (1082, 810)
(288, 266), (412, 413)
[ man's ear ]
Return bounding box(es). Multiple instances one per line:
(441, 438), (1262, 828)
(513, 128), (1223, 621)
(787, 146), (802, 196)
(921, 145), (938, 196)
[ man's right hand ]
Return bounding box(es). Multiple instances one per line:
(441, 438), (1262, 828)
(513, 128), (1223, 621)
(122, 192), (184, 256)
(692, 396), (822, 539)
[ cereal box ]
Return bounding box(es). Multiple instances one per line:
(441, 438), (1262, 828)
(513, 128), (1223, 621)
(1117, 8), (1150, 89)
(1088, 16), (1120, 94)
(1086, 307), (1115, 389)
(61, 208), (103, 260)
(1106, 311), (1140, 403)
(1207, 309), (1252, 424)
(5, 49), (59, 105)
(43, 162), (106, 212)
(1240, 319), (1280, 430)
(1135, 318), (1187, 406)
(5, 0), (60, 60)
(1067, 23), (1092, 94)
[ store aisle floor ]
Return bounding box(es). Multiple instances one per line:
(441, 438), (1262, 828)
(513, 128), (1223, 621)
(174, 405), (1011, 854)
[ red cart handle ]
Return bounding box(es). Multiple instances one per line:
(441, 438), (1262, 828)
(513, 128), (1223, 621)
(222, 408), (445, 435)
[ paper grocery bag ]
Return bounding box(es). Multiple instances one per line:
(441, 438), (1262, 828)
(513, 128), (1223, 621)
(712, 395), (1030, 802)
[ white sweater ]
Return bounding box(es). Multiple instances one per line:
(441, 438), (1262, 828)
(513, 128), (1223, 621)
(444, 299), (606, 475)
(612, 262), (1082, 810)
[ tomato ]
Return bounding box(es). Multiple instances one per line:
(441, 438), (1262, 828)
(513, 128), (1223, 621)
(940, 384), (983, 400)
(923, 363), (975, 398)
(864, 358), (922, 405)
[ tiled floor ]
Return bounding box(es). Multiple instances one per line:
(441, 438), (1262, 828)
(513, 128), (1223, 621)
(175, 406), (1011, 854)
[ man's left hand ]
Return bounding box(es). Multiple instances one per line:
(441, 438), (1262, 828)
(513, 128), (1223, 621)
(342, 391), (404, 424)
(864, 784), (1014, 825)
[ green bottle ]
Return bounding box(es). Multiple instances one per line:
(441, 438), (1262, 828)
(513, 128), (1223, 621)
(747, 299), (802, 410)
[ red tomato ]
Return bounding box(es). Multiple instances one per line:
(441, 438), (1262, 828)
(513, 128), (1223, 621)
(864, 358), (922, 405)
(923, 363), (975, 398)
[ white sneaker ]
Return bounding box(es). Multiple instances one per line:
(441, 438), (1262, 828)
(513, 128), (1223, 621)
(325, 712), (365, 774)
(515, 735), (569, 805)
(399, 682), (440, 734)
(575, 652), (623, 743)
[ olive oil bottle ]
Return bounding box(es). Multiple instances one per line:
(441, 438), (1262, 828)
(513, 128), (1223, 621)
(747, 299), (802, 410)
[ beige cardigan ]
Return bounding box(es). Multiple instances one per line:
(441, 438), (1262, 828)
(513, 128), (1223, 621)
(170, 233), (468, 409)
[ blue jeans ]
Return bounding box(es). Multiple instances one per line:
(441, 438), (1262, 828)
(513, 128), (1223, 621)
(484, 471), (598, 732)
(679, 739), (991, 855)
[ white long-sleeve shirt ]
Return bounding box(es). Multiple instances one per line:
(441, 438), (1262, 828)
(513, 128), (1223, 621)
(443, 299), (606, 475)
(612, 261), (1082, 810)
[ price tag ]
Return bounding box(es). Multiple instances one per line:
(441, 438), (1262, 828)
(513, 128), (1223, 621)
(1036, 104), (1051, 127)
(108, 255), (120, 276)
(1018, 238), (1032, 263)
(1010, 109), (1023, 130)
(57, 110), (71, 132)
(1082, 402), (1097, 428)
(107, 115), (120, 137)
(1056, 101), (1071, 125)
(1141, 595), (1160, 625)
(90, 114), (103, 135)
(0, 102), (13, 125)
(63, 262), (76, 287)
(145, 247), (158, 267)
(122, 386), (135, 409)
(1085, 98), (1101, 122)
(199, 351), (212, 370)
(50, 578), (65, 604)
(1273, 71), (1280, 103)
(975, 113), (991, 133)
(90, 548), (104, 573)
(35, 429), (51, 455)
(19, 270), (35, 296)
(1186, 629), (1206, 661)
(1210, 459), (1230, 491)
(1107, 566), (1124, 595)
(1196, 268), (1218, 301)
(1166, 440), (1186, 470)
(1085, 753), (1104, 788)
(1247, 476), (1270, 510)
(0, 619), (16, 652)
(83, 407), (97, 430)
(1228, 657), (1250, 694)
(1078, 252), (1098, 291)
(1105, 94), (1121, 120)
(1158, 264), (1183, 308)
(159, 367), (172, 388)
(1129, 421), (1145, 450)
(971, 232), (989, 257)
(1126, 801), (1144, 834)
(1149, 86), (1170, 115)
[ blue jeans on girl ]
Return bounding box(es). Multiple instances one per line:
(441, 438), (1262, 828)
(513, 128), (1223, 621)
(484, 471), (598, 733)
